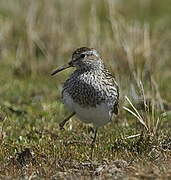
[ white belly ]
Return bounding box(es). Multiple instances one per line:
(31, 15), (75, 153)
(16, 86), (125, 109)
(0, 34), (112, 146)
(63, 92), (112, 127)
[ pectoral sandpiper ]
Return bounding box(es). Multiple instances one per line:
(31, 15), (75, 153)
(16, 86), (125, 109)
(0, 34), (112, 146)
(51, 47), (119, 144)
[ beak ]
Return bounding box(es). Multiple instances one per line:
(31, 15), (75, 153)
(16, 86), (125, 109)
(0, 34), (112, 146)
(51, 63), (72, 76)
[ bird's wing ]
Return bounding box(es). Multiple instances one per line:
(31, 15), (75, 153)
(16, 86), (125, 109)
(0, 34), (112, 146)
(104, 68), (119, 115)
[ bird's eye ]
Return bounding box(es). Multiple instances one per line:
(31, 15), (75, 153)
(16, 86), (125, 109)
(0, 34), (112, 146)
(80, 54), (85, 58)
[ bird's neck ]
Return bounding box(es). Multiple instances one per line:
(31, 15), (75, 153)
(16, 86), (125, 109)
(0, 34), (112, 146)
(77, 61), (105, 72)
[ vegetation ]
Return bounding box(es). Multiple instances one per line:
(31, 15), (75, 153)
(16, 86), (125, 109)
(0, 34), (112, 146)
(0, 0), (171, 179)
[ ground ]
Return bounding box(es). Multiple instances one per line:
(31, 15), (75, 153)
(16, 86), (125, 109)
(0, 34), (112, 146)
(0, 0), (171, 179)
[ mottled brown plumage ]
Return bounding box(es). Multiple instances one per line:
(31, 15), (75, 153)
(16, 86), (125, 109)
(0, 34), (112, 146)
(51, 47), (119, 143)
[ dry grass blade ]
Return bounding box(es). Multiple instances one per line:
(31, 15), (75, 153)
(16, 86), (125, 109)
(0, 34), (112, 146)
(139, 80), (148, 113)
(125, 134), (141, 139)
(123, 96), (148, 131)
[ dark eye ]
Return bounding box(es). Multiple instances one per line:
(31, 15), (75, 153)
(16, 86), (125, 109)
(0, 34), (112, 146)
(80, 54), (85, 58)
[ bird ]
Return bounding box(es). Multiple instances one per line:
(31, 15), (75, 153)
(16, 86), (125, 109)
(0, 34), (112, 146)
(51, 47), (119, 144)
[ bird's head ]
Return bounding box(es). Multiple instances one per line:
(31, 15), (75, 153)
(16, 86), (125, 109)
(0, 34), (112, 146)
(51, 47), (102, 76)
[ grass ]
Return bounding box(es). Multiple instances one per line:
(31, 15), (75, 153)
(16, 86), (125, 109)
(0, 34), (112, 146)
(0, 0), (171, 179)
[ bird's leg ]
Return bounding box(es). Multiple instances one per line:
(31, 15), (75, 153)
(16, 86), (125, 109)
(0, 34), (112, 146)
(91, 128), (98, 144)
(59, 112), (75, 130)
(90, 128), (98, 159)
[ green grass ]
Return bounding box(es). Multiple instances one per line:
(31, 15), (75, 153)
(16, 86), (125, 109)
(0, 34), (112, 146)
(0, 0), (171, 179)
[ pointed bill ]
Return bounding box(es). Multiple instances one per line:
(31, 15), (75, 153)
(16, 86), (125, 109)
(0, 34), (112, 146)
(51, 63), (72, 76)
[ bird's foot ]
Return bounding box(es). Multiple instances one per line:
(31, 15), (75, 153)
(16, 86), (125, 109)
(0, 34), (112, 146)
(59, 121), (65, 130)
